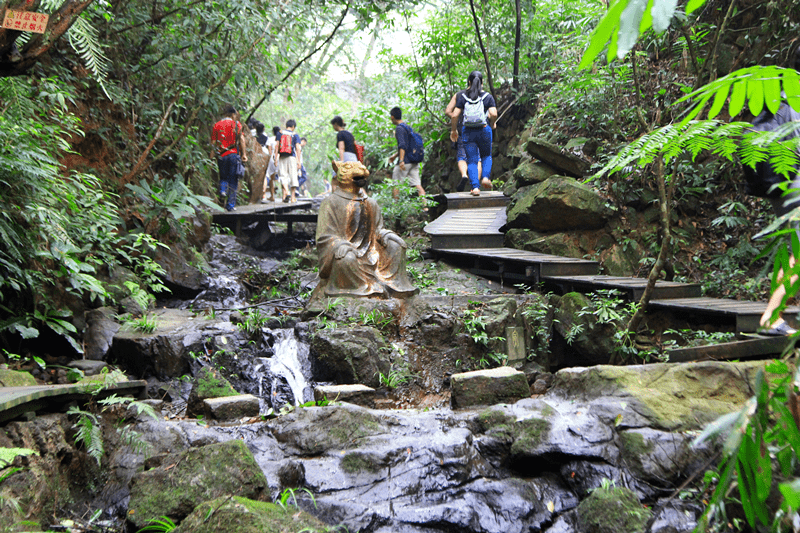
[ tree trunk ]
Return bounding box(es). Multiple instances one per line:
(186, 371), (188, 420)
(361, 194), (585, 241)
(513, 0), (521, 91)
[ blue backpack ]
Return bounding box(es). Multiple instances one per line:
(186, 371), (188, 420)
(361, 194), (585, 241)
(402, 123), (424, 163)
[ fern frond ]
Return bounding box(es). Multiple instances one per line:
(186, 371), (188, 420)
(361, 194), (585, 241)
(67, 16), (111, 99)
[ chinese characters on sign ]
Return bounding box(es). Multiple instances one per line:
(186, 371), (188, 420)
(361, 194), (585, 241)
(2, 10), (49, 34)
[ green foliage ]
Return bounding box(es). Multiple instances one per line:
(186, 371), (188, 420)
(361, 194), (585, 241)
(125, 176), (221, 238)
(68, 391), (159, 465)
(377, 369), (409, 390)
(580, 0), (708, 67)
(0, 448), (38, 471)
(368, 180), (429, 233)
(237, 308), (269, 337)
(275, 487), (316, 512)
(692, 362), (800, 531)
(123, 313), (159, 334)
(137, 516), (177, 533)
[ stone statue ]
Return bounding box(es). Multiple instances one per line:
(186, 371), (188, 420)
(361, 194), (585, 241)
(312, 160), (418, 299)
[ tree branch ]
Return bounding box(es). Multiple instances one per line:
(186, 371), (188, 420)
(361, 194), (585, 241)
(122, 91), (181, 183)
(469, 0), (494, 97)
(245, 1), (350, 123)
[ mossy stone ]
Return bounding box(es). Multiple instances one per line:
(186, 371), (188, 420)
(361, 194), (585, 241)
(173, 496), (327, 533)
(186, 366), (238, 417)
(577, 485), (651, 533)
(127, 440), (268, 529)
(341, 452), (381, 474)
(0, 368), (36, 387)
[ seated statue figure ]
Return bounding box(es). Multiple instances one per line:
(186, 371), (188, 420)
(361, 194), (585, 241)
(313, 160), (418, 299)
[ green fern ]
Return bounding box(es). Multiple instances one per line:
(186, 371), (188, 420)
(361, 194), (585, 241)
(67, 16), (111, 99)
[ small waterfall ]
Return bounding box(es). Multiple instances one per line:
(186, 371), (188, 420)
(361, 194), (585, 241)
(254, 328), (312, 410)
(187, 273), (247, 309)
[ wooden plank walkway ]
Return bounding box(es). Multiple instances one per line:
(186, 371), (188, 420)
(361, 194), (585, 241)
(212, 199), (314, 236)
(424, 192), (800, 340)
(650, 297), (799, 334)
(544, 275), (702, 301)
(667, 336), (795, 362)
(0, 380), (147, 423)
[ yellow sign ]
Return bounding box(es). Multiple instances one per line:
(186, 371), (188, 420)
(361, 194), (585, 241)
(3, 9), (49, 34)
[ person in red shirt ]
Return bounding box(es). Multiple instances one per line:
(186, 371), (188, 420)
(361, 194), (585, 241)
(211, 105), (248, 211)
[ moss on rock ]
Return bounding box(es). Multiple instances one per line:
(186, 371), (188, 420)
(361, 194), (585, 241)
(186, 366), (238, 417)
(577, 485), (651, 533)
(127, 440), (267, 529)
(341, 452), (381, 474)
(173, 496), (328, 533)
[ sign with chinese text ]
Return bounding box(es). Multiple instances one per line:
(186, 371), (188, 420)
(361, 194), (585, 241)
(2, 10), (49, 34)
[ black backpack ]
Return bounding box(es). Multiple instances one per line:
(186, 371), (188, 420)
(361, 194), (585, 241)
(743, 102), (800, 198)
(401, 123), (424, 163)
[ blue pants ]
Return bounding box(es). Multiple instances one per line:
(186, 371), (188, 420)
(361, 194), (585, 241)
(217, 153), (242, 211)
(462, 125), (493, 190)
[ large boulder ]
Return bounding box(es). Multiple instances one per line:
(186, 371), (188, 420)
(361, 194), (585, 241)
(576, 485), (651, 533)
(154, 246), (205, 299)
(310, 326), (390, 388)
(506, 177), (613, 232)
(525, 137), (590, 177)
(127, 439), (268, 529)
(549, 361), (764, 431)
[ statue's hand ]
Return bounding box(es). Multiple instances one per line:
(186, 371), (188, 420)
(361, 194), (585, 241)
(334, 242), (356, 259)
(382, 232), (406, 249)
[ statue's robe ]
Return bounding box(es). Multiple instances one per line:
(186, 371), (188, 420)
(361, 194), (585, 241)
(315, 188), (417, 298)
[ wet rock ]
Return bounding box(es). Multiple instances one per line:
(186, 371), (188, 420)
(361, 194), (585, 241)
(127, 439), (268, 529)
(67, 359), (109, 376)
(110, 308), (235, 379)
(576, 484), (651, 533)
(203, 393), (260, 420)
(560, 460), (660, 500)
(549, 361), (763, 431)
(314, 384), (376, 408)
(153, 245), (205, 299)
(84, 307), (120, 361)
(525, 137), (590, 177)
(187, 366), (239, 417)
(0, 367), (36, 386)
(310, 326), (390, 388)
(514, 159), (557, 185)
(506, 177), (613, 232)
(173, 496), (327, 533)
(650, 498), (702, 533)
(277, 460), (306, 489)
(451, 367), (531, 408)
(269, 403), (388, 455)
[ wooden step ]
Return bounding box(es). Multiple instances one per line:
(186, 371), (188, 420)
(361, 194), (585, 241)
(430, 247), (599, 284)
(424, 206), (507, 249)
(543, 275), (702, 301)
(431, 191), (510, 210)
(667, 335), (794, 363)
(649, 297), (800, 333)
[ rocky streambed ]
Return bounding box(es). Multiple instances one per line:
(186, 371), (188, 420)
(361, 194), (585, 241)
(0, 233), (763, 532)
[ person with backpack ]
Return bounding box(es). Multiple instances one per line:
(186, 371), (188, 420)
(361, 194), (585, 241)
(210, 104), (248, 211)
(276, 119), (302, 203)
(445, 83), (481, 192)
(388, 106), (426, 199)
(450, 71), (497, 196)
(744, 47), (800, 336)
(331, 115), (359, 163)
(262, 126), (280, 203)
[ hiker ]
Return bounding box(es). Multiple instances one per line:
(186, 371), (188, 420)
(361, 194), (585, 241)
(746, 47), (800, 336)
(449, 71), (497, 196)
(445, 84), (481, 192)
(331, 115), (358, 162)
(263, 126), (280, 202)
(388, 107), (425, 198)
(210, 104), (248, 211)
(298, 137), (310, 197)
(276, 119), (302, 203)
